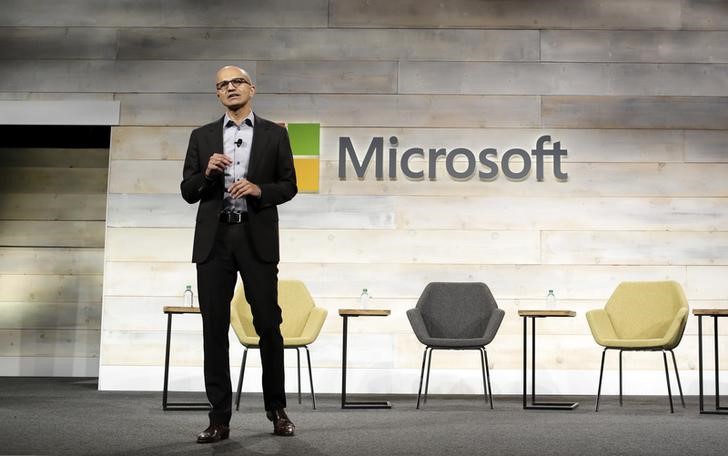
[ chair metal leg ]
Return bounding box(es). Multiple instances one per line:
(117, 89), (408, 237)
(479, 347), (488, 405)
(305, 346), (316, 410)
(484, 348), (494, 409)
(662, 350), (674, 413)
(296, 347), (302, 405)
(619, 349), (623, 407)
(235, 348), (248, 411)
(669, 350), (686, 408)
(424, 347), (434, 404)
(416, 347), (429, 409)
(595, 348), (607, 412)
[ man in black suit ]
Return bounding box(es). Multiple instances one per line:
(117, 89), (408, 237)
(181, 65), (297, 442)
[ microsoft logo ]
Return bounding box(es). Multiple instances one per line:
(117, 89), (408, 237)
(287, 123), (320, 193)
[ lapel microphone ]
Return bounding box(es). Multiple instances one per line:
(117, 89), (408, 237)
(235, 138), (243, 147)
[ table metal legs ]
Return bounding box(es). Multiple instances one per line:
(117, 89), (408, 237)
(341, 315), (392, 409)
(698, 315), (728, 415)
(522, 316), (578, 410)
(162, 313), (210, 411)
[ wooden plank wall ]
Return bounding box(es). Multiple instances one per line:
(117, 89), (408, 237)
(2, 0), (727, 393)
(0, 148), (108, 375)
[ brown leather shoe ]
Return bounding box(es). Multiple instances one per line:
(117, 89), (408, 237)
(196, 423), (230, 443)
(266, 408), (295, 436)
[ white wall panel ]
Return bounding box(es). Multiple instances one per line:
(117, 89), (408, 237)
(3, 0), (720, 392)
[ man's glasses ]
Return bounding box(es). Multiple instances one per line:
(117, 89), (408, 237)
(216, 78), (251, 91)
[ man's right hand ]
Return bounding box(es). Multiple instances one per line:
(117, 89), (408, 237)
(205, 153), (232, 177)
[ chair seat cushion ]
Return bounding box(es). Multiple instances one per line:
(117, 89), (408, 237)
(419, 337), (489, 348)
(239, 335), (315, 348)
(599, 338), (670, 349)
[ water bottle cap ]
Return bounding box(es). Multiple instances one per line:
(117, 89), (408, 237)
(548, 289), (554, 293)
(362, 288), (368, 293)
(186, 285), (192, 290)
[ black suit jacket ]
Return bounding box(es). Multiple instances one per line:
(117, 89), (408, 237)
(181, 114), (297, 264)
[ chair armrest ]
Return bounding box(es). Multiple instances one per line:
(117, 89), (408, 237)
(586, 309), (618, 346)
(406, 308), (430, 344)
(300, 307), (328, 342)
(481, 308), (505, 345)
(661, 307), (689, 349)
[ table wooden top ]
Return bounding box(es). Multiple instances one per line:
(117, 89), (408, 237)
(163, 306), (201, 314)
(339, 309), (391, 317)
(518, 310), (576, 317)
(693, 309), (728, 316)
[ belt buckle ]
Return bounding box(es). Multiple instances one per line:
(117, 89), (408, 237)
(230, 212), (242, 223)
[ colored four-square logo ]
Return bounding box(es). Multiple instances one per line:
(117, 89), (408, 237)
(287, 123), (320, 193)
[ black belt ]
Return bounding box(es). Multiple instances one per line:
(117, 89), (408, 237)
(219, 211), (248, 224)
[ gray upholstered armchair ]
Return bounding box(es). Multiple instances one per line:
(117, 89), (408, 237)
(407, 282), (504, 409)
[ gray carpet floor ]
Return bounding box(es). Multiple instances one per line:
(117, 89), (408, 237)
(0, 377), (727, 456)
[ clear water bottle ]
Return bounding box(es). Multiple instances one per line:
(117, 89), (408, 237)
(360, 288), (370, 309)
(546, 289), (556, 309)
(183, 285), (194, 307)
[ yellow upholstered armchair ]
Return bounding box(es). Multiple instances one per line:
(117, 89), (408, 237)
(230, 279), (327, 410)
(586, 280), (689, 413)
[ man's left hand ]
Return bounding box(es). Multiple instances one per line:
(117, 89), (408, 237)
(228, 178), (261, 199)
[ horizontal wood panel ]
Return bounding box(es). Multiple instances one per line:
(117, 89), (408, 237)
(256, 61), (397, 94)
(2, 59), (407, 95)
(0, 193), (107, 221)
(0, 148), (109, 168)
(542, 231), (728, 265)
(105, 228), (541, 264)
(105, 193), (728, 232)
(323, 162), (728, 197)
(0, 27), (117, 59)
(322, 127), (685, 163)
(103, 261), (686, 300)
(105, 228), (193, 262)
(0, 329), (99, 357)
(0, 301), (101, 330)
(106, 193), (196, 228)
(542, 96), (728, 130)
(685, 131), (728, 162)
(541, 31), (728, 63)
(106, 193), (396, 229)
(117, 28), (539, 61)
(117, 93), (541, 127)
(280, 229), (540, 264)
(102, 297), (202, 332)
(0, 221), (105, 247)
(99, 330), (199, 366)
(682, 0), (728, 29)
(0, 274), (102, 302)
(0, 248), (104, 274)
(399, 62), (728, 96)
(0, 92), (116, 101)
(396, 197), (728, 231)
(329, 0), (683, 29)
(686, 267), (728, 299)
(0, 60), (255, 93)
(0, 0), (328, 27)
(111, 126), (191, 160)
(107, 160), (180, 194)
(0, 167), (108, 193)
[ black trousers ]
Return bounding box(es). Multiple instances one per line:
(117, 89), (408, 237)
(196, 221), (286, 426)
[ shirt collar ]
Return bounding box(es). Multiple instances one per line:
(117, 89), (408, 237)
(224, 111), (254, 128)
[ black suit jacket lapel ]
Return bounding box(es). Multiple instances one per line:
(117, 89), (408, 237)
(205, 116), (225, 186)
